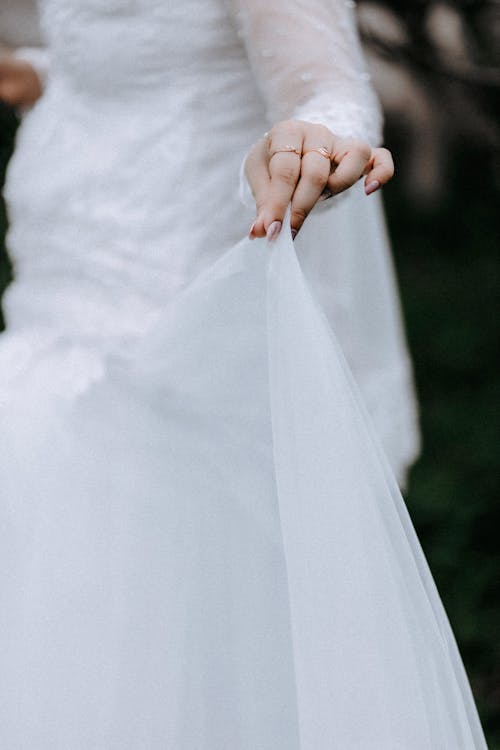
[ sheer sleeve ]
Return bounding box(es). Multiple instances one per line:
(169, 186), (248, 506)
(228, 0), (383, 145)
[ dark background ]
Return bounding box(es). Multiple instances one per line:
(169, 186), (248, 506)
(366, 3), (500, 744)
(1, 0), (499, 745)
(385, 144), (500, 745)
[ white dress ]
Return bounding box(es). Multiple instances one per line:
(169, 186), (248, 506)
(0, 1), (488, 748)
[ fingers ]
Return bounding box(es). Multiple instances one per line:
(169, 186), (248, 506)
(327, 139), (372, 196)
(245, 123), (395, 243)
(289, 127), (334, 236)
(364, 147), (395, 195)
(250, 121), (303, 240)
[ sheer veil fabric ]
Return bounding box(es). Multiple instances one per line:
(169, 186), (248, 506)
(0, 213), (488, 748)
(266, 214), (488, 748)
(0, 0), (488, 747)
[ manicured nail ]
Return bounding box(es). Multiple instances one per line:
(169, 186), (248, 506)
(291, 229), (298, 240)
(365, 180), (380, 195)
(266, 220), (282, 242)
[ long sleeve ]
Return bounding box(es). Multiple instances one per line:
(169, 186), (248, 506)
(228, 0), (383, 145)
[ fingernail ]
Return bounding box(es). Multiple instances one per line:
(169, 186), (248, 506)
(248, 221), (256, 239)
(266, 220), (282, 242)
(365, 180), (380, 195)
(291, 229), (298, 240)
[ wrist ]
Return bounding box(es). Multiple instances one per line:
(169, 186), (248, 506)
(12, 46), (49, 91)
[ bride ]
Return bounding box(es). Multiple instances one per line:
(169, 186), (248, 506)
(0, 0), (488, 748)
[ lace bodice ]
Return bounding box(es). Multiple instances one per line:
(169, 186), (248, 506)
(31, 0), (381, 143)
(4, 0), (385, 344)
(3, 0), (420, 487)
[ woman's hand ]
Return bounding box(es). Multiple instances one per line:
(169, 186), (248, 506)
(245, 119), (394, 241)
(0, 51), (43, 109)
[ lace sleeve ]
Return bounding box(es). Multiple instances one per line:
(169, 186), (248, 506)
(228, 0), (383, 146)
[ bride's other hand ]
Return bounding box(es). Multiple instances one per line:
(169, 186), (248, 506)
(246, 119), (394, 241)
(0, 52), (43, 109)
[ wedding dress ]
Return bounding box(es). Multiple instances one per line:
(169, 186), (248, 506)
(0, 0), (488, 748)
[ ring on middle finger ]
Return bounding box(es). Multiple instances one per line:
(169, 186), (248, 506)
(269, 145), (302, 159)
(303, 146), (332, 161)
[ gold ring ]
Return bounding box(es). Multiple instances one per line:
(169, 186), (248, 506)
(269, 146), (302, 158)
(304, 146), (332, 160)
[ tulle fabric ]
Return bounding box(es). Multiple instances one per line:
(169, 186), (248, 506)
(0, 213), (487, 748)
(266, 214), (487, 749)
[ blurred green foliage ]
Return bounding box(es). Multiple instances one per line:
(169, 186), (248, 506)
(0, 106), (498, 746)
(385, 125), (500, 747)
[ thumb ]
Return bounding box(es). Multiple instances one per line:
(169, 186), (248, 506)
(245, 140), (272, 239)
